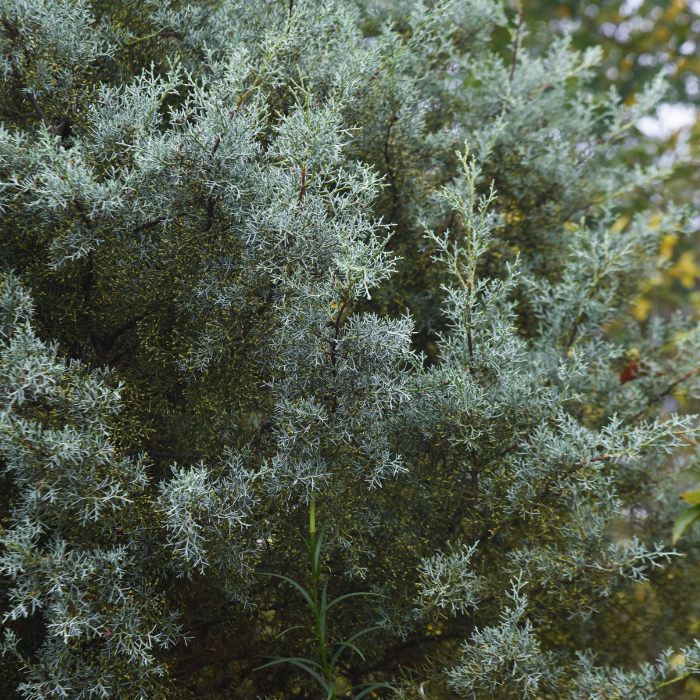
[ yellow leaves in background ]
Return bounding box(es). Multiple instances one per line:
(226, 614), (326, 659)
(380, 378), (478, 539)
(666, 0), (686, 21)
(610, 214), (630, 234)
(670, 251), (700, 289)
(631, 296), (652, 321)
(659, 234), (678, 262)
(661, 232), (700, 290)
(681, 488), (700, 506)
(630, 231), (700, 320)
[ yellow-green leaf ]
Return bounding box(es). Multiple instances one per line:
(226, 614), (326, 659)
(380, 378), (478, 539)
(680, 488), (700, 506)
(672, 504), (700, 545)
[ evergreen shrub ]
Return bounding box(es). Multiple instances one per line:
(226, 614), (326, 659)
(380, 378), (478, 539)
(2, 0), (700, 698)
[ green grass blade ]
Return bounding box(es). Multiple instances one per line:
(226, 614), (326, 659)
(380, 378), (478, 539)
(272, 516), (311, 553)
(256, 657), (329, 690)
(330, 626), (381, 668)
(321, 590), (377, 617)
(320, 575), (330, 641)
(259, 572), (314, 608)
(314, 519), (328, 569)
(341, 641), (364, 660)
(350, 681), (395, 700)
(274, 624), (305, 639)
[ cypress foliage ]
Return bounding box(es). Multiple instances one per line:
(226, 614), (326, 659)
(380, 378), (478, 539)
(1, 1), (700, 698)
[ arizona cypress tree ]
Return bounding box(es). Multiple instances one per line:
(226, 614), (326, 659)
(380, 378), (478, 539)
(2, 1), (700, 698)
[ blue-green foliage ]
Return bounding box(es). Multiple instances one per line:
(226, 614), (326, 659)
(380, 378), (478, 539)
(0, 274), (181, 698)
(2, 0), (700, 698)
